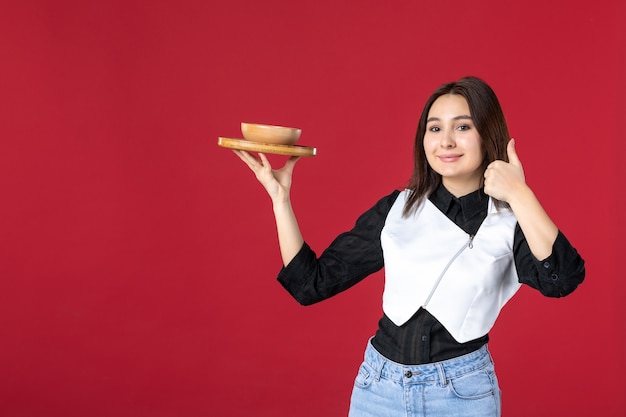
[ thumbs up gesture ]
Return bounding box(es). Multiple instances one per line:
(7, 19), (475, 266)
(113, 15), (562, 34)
(484, 139), (526, 203)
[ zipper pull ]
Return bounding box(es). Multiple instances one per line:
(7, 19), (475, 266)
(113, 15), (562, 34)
(468, 234), (475, 249)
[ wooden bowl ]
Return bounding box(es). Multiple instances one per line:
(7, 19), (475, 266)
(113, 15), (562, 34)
(241, 123), (301, 145)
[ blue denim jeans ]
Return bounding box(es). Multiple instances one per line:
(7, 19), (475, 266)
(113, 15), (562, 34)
(348, 339), (501, 417)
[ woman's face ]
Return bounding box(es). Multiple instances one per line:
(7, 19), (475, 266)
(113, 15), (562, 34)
(423, 94), (485, 197)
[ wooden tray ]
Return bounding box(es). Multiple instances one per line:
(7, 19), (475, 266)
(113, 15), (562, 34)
(218, 137), (317, 157)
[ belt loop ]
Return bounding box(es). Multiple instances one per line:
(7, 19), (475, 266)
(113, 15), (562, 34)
(366, 340), (385, 381)
(436, 363), (447, 387)
(374, 355), (385, 381)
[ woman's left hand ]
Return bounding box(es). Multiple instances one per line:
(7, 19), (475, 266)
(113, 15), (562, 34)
(484, 139), (526, 203)
(485, 138), (558, 259)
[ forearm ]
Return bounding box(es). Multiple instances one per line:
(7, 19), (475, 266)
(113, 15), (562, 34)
(507, 185), (558, 260)
(277, 191), (398, 305)
(514, 229), (585, 297)
(272, 199), (304, 266)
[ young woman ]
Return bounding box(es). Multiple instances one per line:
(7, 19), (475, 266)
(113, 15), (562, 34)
(233, 76), (585, 416)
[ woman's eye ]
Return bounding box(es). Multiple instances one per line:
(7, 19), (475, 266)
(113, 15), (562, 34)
(458, 125), (470, 131)
(428, 126), (440, 132)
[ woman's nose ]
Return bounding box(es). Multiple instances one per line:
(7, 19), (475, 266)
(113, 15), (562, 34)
(440, 130), (455, 147)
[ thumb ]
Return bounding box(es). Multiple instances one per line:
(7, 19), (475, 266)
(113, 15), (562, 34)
(507, 138), (522, 167)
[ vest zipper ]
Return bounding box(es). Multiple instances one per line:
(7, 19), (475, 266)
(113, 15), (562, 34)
(423, 234), (474, 307)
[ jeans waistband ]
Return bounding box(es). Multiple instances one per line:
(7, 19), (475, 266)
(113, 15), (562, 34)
(363, 338), (493, 385)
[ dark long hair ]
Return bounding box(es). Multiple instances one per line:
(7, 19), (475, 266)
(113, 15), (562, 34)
(403, 76), (510, 216)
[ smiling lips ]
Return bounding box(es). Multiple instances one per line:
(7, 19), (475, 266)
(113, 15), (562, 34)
(437, 154), (462, 162)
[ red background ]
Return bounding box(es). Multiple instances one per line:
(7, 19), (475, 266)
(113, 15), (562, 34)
(1, 1), (625, 416)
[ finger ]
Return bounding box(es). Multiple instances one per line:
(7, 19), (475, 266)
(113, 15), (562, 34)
(232, 149), (251, 164)
(233, 149), (253, 160)
(258, 152), (272, 169)
(483, 166), (491, 181)
(284, 156), (301, 171)
(484, 159), (503, 173)
(233, 150), (262, 171)
(506, 139), (522, 167)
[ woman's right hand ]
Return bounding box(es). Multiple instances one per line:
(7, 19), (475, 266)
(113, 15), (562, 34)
(233, 150), (301, 204)
(233, 150), (305, 265)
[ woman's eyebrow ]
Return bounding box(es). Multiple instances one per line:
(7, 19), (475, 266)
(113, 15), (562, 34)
(426, 115), (473, 123)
